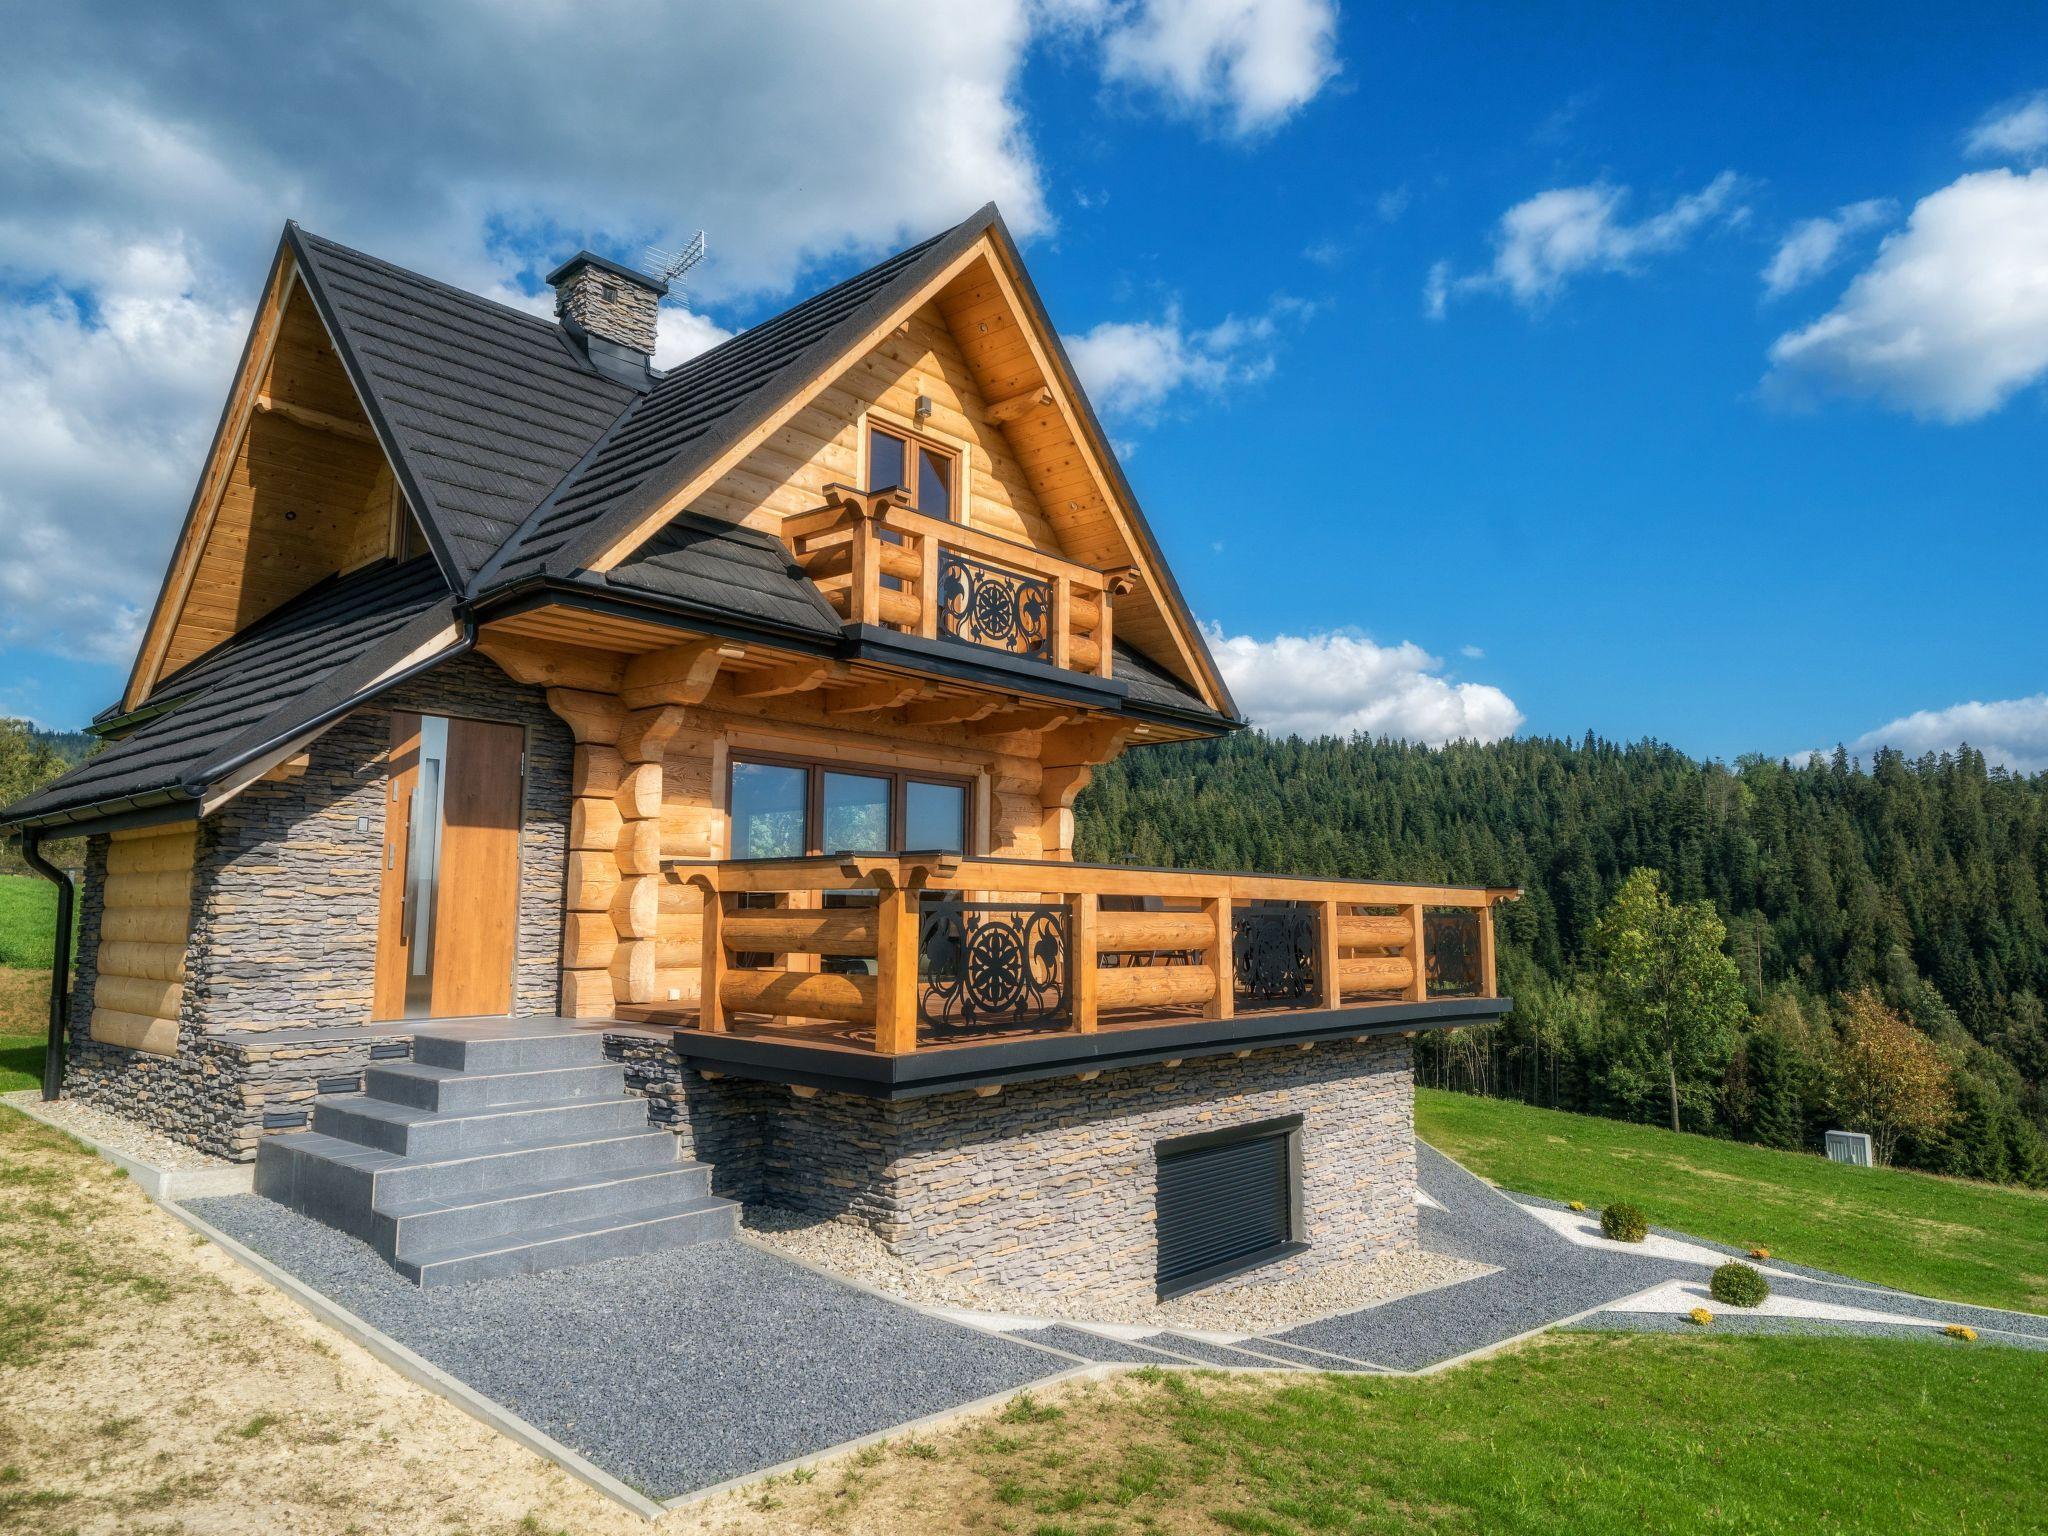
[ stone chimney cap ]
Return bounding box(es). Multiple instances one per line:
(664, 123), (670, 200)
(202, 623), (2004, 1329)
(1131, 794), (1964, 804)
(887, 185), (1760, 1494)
(545, 250), (668, 297)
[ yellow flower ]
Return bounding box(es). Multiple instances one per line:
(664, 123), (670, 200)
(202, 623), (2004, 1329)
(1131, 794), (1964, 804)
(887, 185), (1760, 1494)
(1748, 1246), (1770, 1261)
(1689, 1307), (1713, 1326)
(1943, 1324), (1976, 1342)
(1568, 1201), (1587, 1213)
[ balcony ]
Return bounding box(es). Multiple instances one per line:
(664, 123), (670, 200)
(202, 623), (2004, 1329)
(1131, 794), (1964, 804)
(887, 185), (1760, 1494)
(782, 485), (1132, 678)
(630, 854), (1516, 1095)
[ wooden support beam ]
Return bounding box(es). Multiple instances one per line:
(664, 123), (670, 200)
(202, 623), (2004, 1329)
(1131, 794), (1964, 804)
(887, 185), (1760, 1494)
(975, 707), (1075, 741)
(1317, 900), (1342, 1010)
(730, 660), (832, 700)
(983, 386), (1053, 425)
(1403, 903), (1428, 1002)
(1480, 900), (1499, 999)
(1203, 894), (1234, 1021)
(698, 886), (728, 1032)
(1069, 892), (1097, 1034)
(478, 634), (626, 693)
(902, 695), (1002, 727)
(620, 639), (726, 710)
(1038, 762), (1093, 862)
(873, 884), (920, 1054)
(254, 393), (375, 441)
(825, 679), (923, 715)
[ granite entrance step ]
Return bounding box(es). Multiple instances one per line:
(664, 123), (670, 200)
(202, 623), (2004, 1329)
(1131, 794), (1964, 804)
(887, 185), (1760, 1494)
(254, 1017), (736, 1286)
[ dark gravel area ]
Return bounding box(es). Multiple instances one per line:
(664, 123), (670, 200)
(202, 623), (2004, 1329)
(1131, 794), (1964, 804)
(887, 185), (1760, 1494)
(1015, 1326), (1205, 1365)
(1148, 1334), (1315, 1371)
(1569, 1310), (2048, 1350)
(184, 1194), (1066, 1499)
(1270, 1142), (1691, 1371)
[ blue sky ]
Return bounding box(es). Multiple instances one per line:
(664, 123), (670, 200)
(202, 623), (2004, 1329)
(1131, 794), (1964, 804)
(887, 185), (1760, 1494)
(3, 2), (2044, 770)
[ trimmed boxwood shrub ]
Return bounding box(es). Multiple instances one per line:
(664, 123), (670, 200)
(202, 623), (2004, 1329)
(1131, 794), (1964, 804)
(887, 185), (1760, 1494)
(1600, 1202), (1649, 1243)
(1710, 1261), (1769, 1308)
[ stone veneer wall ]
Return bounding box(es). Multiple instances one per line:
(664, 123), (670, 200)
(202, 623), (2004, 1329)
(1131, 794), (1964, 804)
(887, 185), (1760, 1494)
(606, 1033), (1418, 1301)
(61, 652), (573, 1159)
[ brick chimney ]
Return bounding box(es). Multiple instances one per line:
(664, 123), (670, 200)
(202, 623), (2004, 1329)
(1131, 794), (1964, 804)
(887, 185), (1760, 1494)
(546, 251), (667, 385)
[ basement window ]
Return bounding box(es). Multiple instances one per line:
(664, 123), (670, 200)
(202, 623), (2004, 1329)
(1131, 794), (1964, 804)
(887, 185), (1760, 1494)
(1155, 1115), (1307, 1297)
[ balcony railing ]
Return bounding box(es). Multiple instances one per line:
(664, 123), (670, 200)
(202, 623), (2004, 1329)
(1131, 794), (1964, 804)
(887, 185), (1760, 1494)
(672, 853), (1514, 1054)
(780, 485), (1132, 678)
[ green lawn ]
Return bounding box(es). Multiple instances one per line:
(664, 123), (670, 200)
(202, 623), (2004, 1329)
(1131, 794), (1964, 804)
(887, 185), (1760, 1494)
(0, 874), (56, 968)
(951, 1334), (2044, 1535)
(0, 1030), (39, 1093)
(1418, 1088), (2048, 1315)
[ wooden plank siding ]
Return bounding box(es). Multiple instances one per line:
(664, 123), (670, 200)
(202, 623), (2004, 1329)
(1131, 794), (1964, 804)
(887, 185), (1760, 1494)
(690, 302), (1063, 556)
(91, 825), (197, 1056)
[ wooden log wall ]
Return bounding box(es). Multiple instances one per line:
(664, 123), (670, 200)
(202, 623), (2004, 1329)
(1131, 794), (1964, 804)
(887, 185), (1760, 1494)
(91, 825), (196, 1055)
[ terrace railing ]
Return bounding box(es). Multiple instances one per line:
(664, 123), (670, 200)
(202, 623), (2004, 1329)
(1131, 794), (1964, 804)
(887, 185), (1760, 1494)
(779, 485), (1133, 678)
(675, 854), (1514, 1054)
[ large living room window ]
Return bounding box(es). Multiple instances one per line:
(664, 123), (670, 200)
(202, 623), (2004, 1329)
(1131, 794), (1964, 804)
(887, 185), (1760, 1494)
(729, 753), (972, 857)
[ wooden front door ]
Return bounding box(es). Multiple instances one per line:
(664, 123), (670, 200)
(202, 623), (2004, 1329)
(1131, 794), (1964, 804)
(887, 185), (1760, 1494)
(373, 712), (525, 1020)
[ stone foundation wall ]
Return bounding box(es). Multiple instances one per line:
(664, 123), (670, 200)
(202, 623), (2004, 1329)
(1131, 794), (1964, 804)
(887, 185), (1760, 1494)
(608, 1034), (1418, 1301)
(61, 651), (573, 1159)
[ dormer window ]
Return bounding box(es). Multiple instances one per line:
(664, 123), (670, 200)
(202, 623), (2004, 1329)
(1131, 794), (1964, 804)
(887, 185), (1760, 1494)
(867, 424), (956, 521)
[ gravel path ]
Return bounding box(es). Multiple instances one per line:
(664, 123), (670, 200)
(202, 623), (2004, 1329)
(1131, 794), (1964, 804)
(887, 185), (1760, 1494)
(5, 1090), (232, 1170)
(747, 1202), (1488, 1332)
(183, 1195), (1071, 1500)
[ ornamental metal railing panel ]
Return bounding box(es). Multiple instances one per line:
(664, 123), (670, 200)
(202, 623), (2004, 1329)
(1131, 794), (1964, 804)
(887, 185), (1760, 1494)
(1424, 907), (1482, 996)
(1232, 905), (1320, 1004)
(935, 548), (1053, 662)
(918, 900), (1071, 1035)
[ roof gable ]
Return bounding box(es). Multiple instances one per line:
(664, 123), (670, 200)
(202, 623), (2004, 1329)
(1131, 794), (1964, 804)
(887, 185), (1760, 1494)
(288, 227), (638, 581)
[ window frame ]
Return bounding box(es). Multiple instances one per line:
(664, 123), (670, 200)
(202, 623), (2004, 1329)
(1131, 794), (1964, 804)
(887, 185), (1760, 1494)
(863, 416), (964, 523)
(727, 749), (977, 857)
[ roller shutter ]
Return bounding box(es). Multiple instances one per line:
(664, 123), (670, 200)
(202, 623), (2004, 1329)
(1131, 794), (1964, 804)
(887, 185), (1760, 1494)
(1156, 1118), (1300, 1295)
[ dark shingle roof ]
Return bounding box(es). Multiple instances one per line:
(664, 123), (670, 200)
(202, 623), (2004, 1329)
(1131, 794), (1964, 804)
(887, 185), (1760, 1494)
(478, 207), (997, 589)
(1112, 641), (1214, 717)
(290, 229), (638, 582)
(599, 513), (843, 638)
(3, 559), (456, 829)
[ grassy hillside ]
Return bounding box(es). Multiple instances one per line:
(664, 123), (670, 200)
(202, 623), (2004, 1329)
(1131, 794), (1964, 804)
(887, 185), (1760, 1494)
(0, 874), (55, 968)
(1419, 1088), (2048, 1314)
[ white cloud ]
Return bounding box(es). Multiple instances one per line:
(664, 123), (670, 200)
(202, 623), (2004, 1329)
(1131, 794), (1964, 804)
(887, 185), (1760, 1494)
(1837, 695), (2048, 776)
(1205, 625), (1524, 744)
(1965, 90), (2048, 162)
(1093, 0), (1341, 136)
(1064, 300), (1298, 418)
(0, 1), (1325, 670)
(1761, 198), (1894, 298)
(653, 307), (737, 372)
(1430, 172), (1747, 313)
(1766, 169), (2048, 421)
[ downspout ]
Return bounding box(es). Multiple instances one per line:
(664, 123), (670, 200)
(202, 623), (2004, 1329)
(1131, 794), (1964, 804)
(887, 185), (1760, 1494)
(19, 830), (75, 1101)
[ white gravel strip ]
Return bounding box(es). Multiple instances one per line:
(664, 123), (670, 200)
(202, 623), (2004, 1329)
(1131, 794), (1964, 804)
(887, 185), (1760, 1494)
(2, 1089), (233, 1170)
(743, 1205), (1491, 1333)
(1615, 1276), (1949, 1329)
(1518, 1201), (1802, 1280)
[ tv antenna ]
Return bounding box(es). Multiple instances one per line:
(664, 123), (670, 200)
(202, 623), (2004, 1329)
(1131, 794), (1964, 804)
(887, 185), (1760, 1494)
(641, 232), (706, 299)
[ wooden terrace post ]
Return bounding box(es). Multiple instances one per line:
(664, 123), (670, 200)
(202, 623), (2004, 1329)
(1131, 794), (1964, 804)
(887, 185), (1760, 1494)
(1480, 898), (1499, 999)
(1316, 899), (1342, 1011)
(1098, 568), (1136, 680)
(690, 873), (728, 1033)
(1069, 890), (1098, 1033)
(1403, 903), (1428, 1002)
(918, 524), (942, 639)
(1051, 573), (1072, 670)
(1204, 893), (1234, 1020)
(873, 878), (920, 1054)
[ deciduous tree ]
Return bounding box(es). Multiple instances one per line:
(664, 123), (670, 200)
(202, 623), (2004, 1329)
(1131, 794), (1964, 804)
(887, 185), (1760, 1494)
(1834, 989), (1956, 1166)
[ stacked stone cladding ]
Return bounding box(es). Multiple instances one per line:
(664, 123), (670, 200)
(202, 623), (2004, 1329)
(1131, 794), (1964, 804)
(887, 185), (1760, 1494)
(61, 652), (572, 1159)
(605, 1033), (1418, 1302)
(554, 264), (660, 354)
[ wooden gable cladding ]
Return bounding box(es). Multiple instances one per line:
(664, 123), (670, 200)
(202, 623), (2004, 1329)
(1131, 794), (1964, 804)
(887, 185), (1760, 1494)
(691, 300), (1062, 554)
(128, 256), (427, 700)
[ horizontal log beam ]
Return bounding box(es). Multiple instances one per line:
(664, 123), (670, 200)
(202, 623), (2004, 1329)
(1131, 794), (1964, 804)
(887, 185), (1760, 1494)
(1337, 914), (1412, 948)
(1096, 911), (1213, 952)
(1340, 955), (1415, 992)
(1096, 963), (1216, 1011)
(722, 909), (879, 956)
(721, 967), (877, 1025)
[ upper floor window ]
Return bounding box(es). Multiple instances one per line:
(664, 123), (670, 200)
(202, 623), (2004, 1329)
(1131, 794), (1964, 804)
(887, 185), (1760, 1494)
(729, 752), (972, 858)
(867, 423), (956, 521)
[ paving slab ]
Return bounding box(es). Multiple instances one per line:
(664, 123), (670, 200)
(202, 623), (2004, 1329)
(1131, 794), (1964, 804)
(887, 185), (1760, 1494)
(184, 1194), (1066, 1500)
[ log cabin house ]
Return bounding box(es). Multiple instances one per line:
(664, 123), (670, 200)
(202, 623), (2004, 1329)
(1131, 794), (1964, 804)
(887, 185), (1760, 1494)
(3, 206), (1514, 1296)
